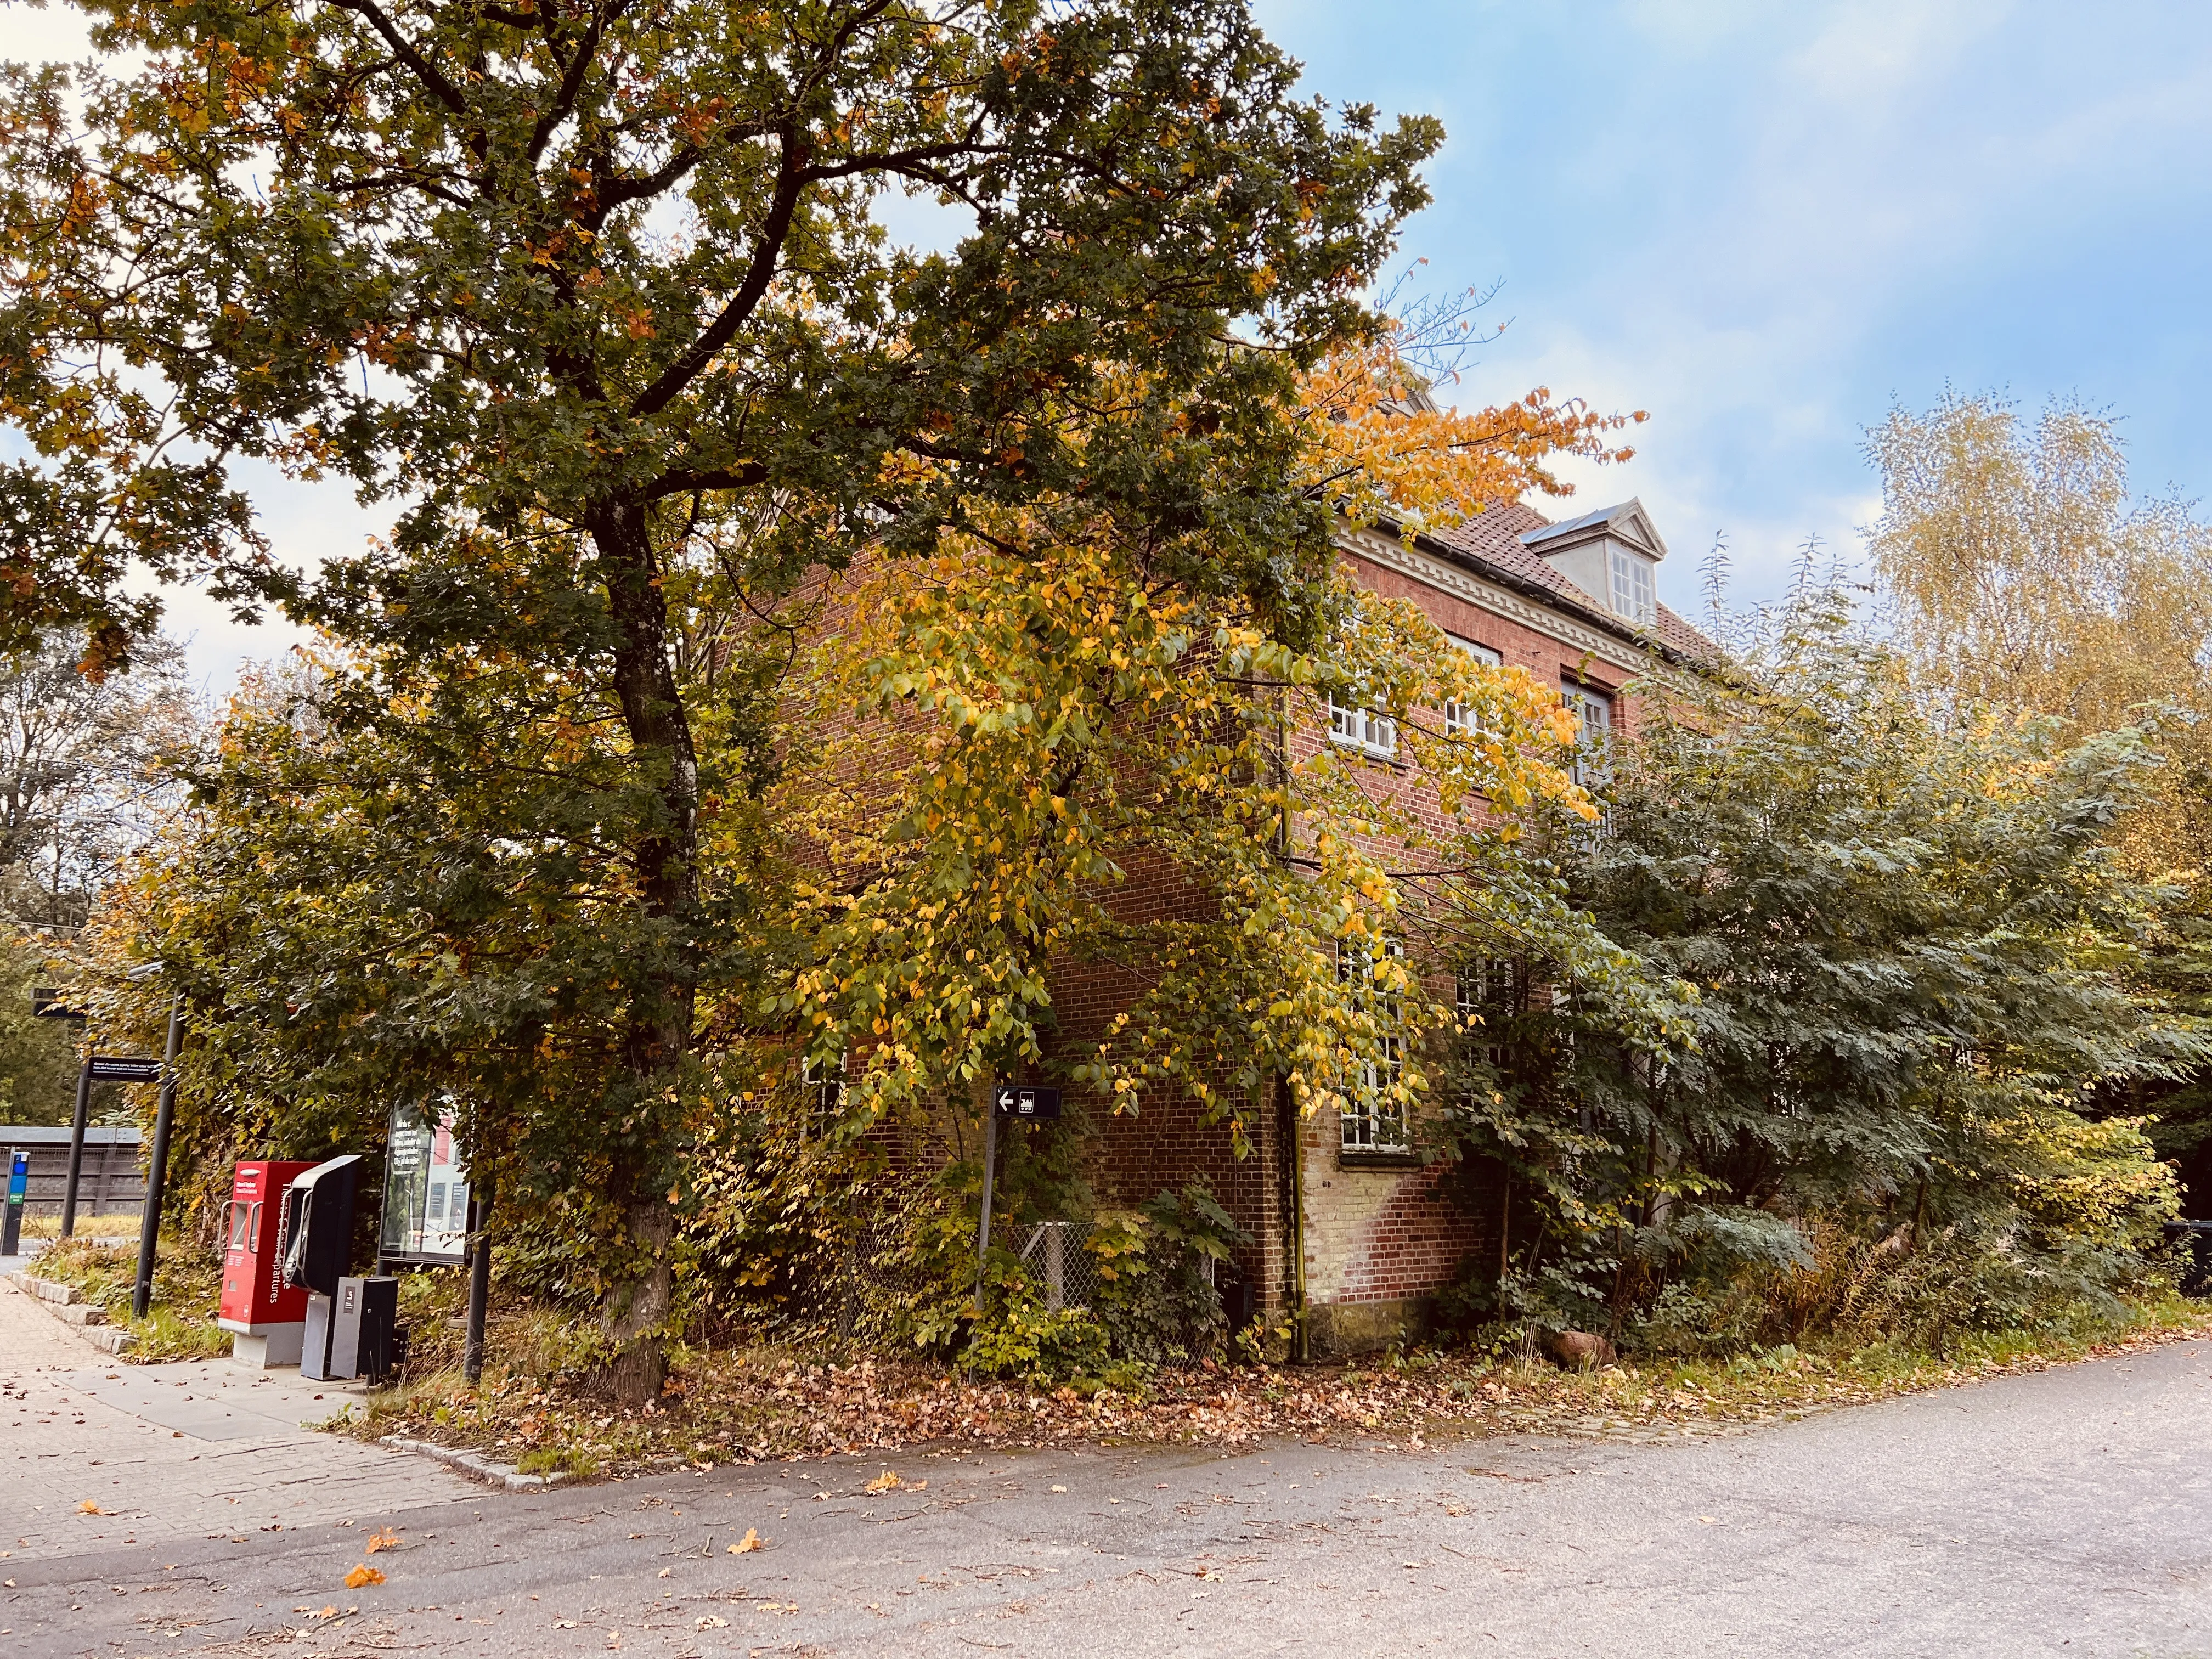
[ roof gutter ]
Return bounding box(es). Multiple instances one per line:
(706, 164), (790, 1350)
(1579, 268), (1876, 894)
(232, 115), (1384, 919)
(1352, 511), (1696, 669)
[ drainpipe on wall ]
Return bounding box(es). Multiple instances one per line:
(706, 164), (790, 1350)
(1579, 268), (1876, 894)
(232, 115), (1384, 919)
(1269, 680), (1310, 1364)
(1285, 1072), (1308, 1364)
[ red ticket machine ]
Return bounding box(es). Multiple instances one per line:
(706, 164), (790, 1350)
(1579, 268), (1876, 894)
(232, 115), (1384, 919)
(218, 1160), (315, 1367)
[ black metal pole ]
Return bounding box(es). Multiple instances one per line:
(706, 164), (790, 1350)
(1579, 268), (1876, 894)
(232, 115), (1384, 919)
(973, 1103), (998, 1307)
(60, 1056), (93, 1239)
(130, 996), (184, 1321)
(463, 1183), (493, 1384)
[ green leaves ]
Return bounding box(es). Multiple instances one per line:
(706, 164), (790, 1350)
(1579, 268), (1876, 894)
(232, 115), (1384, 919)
(21, 0), (1454, 1389)
(1494, 585), (2204, 1339)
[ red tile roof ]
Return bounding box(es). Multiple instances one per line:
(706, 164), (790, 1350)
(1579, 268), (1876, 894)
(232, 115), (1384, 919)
(1410, 501), (1716, 663)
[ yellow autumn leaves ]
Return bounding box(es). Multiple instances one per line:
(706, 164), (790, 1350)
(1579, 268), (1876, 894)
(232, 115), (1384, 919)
(762, 452), (1606, 1138)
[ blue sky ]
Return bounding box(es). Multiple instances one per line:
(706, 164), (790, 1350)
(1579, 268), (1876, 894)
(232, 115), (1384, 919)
(13, 1), (2212, 684)
(1256, 0), (2212, 616)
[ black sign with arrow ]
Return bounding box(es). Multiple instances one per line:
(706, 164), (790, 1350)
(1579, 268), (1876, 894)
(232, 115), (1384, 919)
(993, 1084), (1063, 1121)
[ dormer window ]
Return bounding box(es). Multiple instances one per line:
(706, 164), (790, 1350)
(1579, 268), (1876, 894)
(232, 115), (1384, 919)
(1518, 498), (1669, 632)
(1609, 546), (1654, 626)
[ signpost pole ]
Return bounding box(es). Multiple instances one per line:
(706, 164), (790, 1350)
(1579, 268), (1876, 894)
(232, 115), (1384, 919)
(973, 1099), (999, 1308)
(131, 996), (185, 1321)
(35, 990), (93, 1238)
(60, 1055), (92, 1239)
(463, 1182), (493, 1384)
(970, 1085), (1061, 1308)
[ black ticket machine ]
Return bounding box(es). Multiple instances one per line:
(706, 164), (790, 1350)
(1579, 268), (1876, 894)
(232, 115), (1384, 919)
(281, 1155), (394, 1381)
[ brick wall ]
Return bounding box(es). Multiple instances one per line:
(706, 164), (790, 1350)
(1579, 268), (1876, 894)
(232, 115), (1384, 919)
(1278, 538), (1654, 1352)
(772, 521), (1668, 1357)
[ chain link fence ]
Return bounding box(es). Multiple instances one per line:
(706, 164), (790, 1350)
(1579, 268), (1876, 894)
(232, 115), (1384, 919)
(1017, 1220), (1098, 1310)
(1015, 1220), (1220, 1311)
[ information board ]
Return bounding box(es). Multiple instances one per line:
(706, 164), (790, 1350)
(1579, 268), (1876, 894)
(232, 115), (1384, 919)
(88, 1056), (163, 1084)
(379, 1098), (471, 1265)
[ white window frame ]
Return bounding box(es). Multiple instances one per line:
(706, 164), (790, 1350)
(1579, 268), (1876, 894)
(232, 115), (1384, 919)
(1609, 546), (1655, 626)
(1338, 935), (1409, 1153)
(800, 1052), (848, 1137)
(1562, 682), (1612, 789)
(1328, 692), (1397, 759)
(1443, 635), (1503, 737)
(1458, 957), (1517, 1078)
(1457, 957), (1519, 1019)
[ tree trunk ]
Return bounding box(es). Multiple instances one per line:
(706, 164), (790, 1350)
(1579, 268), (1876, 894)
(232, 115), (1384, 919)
(588, 495), (699, 1404)
(597, 1197), (676, 1401)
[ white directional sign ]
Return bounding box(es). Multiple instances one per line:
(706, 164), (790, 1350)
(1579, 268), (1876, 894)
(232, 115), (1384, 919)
(88, 1056), (163, 1084)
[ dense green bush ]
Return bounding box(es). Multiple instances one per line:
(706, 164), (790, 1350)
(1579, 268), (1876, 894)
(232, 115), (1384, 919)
(1446, 586), (2204, 1353)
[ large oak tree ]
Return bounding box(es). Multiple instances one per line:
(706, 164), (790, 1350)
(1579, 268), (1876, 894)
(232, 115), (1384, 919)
(3, 0), (1446, 1393)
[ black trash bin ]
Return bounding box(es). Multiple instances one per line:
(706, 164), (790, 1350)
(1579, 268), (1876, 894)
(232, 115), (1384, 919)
(331, 1274), (399, 1385)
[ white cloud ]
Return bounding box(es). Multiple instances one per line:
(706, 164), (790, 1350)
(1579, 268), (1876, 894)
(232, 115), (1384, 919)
(1395, 0), (2212, 619)
(1787, 0), (2015, 104)
(4, 5), (97, 61)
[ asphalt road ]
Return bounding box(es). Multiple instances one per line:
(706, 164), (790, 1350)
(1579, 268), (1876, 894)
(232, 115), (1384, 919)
(7, 1338), (2212, 1658)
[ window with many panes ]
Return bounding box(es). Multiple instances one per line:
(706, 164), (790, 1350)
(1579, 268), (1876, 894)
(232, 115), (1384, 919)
(1443, 635), (1503, 737)
(1457, 957), (1519, 1082)
(1338, 935), (1408, 1153)
(1561, 681), (1612, 788)
(1328, 692), (1397, 758)
(1609, 546), (1655, 625)
(800, 1052), (848, 1138)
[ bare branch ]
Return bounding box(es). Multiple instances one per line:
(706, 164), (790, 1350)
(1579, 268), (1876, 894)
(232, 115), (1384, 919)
(643, 462), (770, 500)
(627, 126), (809, 419)
(321, 0), (469, 115)
(528, 0), (633, 165)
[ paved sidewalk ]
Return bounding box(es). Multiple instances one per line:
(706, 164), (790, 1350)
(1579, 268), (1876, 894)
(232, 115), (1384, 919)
(1, 1277), (478, 1566)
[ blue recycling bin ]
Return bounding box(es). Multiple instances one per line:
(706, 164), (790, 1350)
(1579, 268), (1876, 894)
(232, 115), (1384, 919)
(2, 1149), (26, 1257)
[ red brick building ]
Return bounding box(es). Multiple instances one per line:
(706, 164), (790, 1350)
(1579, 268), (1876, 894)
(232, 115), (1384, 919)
(1079, 495), (1706, 1355)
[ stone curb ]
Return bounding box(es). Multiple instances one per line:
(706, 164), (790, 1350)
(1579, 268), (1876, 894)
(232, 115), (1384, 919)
(13, 1269), (82, 1305)
(379, 1434), (574, 1493)
(3, 1271), (133, 1355)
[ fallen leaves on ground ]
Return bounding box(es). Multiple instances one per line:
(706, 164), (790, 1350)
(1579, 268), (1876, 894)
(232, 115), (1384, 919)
(340, 1302), (2212, 1483)
(726, 1528), (761, 1554)
(77, 1500), (106, 1515)
(343, 1564), (385, 1589)
(363, 1527), (401, 1553)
